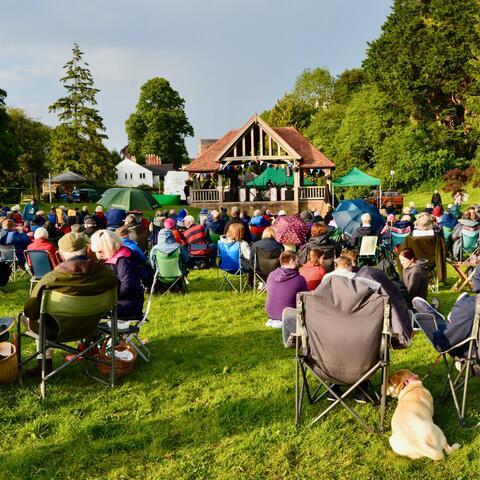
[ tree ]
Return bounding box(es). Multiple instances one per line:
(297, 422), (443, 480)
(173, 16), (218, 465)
(7, 108), (51, 191)
(331, 68), (366, 105)
(363, 0), (480, 157)
(49, 43), (114, 180)
(0, 89), (19, 186)
(261, 93), (315, 131)
(125, 78), (194, 169)
(292, 67), (335, 109)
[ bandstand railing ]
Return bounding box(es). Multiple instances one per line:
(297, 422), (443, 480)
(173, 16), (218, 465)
(299, 186), (325, 200)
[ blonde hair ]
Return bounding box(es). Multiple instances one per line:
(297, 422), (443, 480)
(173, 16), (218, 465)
(340, 249), (358, 264)
(2, 219), (14, 230)
(261, 226), (276, 239)
(90, 229), (123, 259)
(335, 255), (354, 270)
(226, 222), (245, 241)
(415, 214), (433, 230)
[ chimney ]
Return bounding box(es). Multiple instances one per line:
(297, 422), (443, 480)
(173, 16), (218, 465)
(145, 154), (161, 165)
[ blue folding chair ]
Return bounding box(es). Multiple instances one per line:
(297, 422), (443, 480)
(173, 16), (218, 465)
(461, 228), (479, 258)
(217, 241), (247, 293)
(391, 227), (411, 248)
(24, 250), (54, 293)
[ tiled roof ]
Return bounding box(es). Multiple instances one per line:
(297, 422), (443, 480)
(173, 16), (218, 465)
(184, 124), (335, 172)
(185, 130), (239, 172)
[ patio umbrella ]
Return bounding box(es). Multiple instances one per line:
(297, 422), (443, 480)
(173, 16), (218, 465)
(332, 199), (385, 236)
(98, 188), (160, 212)
(273, 216), (310, 245)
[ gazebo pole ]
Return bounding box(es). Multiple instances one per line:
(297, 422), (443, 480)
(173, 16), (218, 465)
(218, 171), (223, 207)
(293, 162), (300, 206)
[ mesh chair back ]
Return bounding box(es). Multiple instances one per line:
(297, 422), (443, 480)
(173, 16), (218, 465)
(0, 245), (16, 262)
(443, 226), (454, 243)
(462, 228), (479, 254)
(299, 277), (387, 385)
(40, 288), (117, 342)
(25, 250), (53, 280)
(255, 249), (280, 280)
(391, 231), (410, 248)
(218, 241), (241, 272)
(154, 249), (183, 283)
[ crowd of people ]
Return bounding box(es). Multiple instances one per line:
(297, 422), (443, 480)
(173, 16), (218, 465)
(1, 191), (480, 389)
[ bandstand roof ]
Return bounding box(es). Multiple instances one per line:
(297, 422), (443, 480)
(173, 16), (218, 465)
(185, 114), (335, 173)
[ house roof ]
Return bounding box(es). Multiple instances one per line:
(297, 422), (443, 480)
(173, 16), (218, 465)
(185, 117), (335, 172)
(144, 164), (174, 175)
(50, 171), (88, 183)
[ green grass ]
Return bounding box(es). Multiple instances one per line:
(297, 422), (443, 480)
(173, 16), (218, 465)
(2, 268), (480, 479)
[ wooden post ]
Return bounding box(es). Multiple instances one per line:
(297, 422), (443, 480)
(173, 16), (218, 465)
(293, 163), (300, 207)
(218, 172), (223, 206)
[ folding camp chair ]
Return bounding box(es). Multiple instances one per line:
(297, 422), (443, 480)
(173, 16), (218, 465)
(460, 227), (479, 260)
(217, 241), (248, 293)
(415, 298), (480, 425)
(449, 256), (478, 292)
(208, 229), (221, 245)
(0, 245), (27, 282)
(24, 250), (54, 294)
(295, 277), (391, 434)
(188, 243), (211, 270)
(252, 248), (280, 294)
(153, 249), (188, 295)
(357, 235), (379, 267)
(17, 288), (118, 399)
(390, 227), (411, 249)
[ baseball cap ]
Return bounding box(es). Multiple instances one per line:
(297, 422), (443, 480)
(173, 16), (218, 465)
(58, 233), (87, 252)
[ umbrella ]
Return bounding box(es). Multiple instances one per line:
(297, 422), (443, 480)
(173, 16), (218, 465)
(332, 199), (385, 236)
(98, 188), (160, 212)
(273, 216), (310, 245)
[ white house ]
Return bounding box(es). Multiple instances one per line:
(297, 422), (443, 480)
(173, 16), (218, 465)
(115, 156), (174, 188)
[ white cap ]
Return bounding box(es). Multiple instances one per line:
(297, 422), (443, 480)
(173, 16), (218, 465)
(278, 209), (287, 216)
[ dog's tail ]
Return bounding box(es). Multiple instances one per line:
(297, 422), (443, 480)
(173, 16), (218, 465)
(445, 443), (461, 455)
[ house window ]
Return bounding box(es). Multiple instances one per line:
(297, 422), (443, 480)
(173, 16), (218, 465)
(130, 173), (133, 179)
(125, 174), (127, 179)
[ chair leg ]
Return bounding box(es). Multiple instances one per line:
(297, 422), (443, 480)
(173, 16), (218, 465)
(39, 319), (46, 400)
(380, 362), (388, 433)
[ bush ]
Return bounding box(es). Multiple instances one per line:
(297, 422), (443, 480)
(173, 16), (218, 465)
(443, 166), (476, 192)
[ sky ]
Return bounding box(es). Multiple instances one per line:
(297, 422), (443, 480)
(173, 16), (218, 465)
(0, 0), (393, 158)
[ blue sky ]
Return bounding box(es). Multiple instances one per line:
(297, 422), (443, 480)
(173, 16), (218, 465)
(0, 0), (393, 157)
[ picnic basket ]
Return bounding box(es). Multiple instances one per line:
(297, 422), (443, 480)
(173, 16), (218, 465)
(96, 339), (137, 379)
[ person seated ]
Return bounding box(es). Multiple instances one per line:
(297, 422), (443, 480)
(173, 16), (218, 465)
(423, 203), (434, 215)
(83, 217), (98, 237)
(183, 215), (211, 266)
(124, 214), (149, 252)
(298, 222), (341, 271)
(105, 207), (127, 231)
(299, 210), (314, 229)
(175, 208), (189, 230)
(265, 251), (307, 325)
(93, 206), (107, 229)
(0, 218), (31, 265)
(299, 249), (326, 290)
(129, 210), (150, 230)
(249, 209), (270, 241)
(91, 230), (144, 319)
(439, 205), (458, 230)
(219, 222), (251, 271)
(412, 213), (435, 237)
(349, 213), (375, 248)
(78, 206), (89, 224)
(163, 217), (184, 245)
(150, 228), (189, 276)
(150, 210), (166, 245)
(10, 205), (23, 224)
(251, 226), (283, 260)
(398, 248), (429, 308)
(205, 210), (226, 238)
(224, 206), (251, 242)
(393, 215), (412, 232)
(115, 226), (147, 264)
(413, 294), (478, 357)
(322, 255), (357, 282)
(197, 208), (209, 226)
(21, 232), (118, 375)
(26, 227), (59, 267)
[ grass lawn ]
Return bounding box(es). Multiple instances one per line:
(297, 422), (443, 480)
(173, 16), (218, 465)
(2, 267), (480, 480)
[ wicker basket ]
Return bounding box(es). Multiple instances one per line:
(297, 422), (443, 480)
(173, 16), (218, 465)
(96, 339), (137, 379)
(0, 342), (18, 384)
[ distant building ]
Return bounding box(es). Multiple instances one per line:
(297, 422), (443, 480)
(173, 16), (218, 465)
(115, 155), (174, 187)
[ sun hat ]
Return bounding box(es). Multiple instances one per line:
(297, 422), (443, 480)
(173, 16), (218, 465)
(58, 233), (87, 252)
(164, 218), (175, 229)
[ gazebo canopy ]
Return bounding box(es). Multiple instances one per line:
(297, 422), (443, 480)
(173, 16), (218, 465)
(332, 167), (381, 187)
(246, 167), (314, 187)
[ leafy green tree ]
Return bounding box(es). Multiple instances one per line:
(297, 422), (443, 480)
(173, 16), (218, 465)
(292, 67), (335, 109)
(7, 108), (51, 191)
(261, 93), (315, 131)
(331, 69), (366, 105)
(49, 43), (114, 179)
(363, 0), (480, 157)
(0, 89), (19, 186)
(125, 78), (194, 169)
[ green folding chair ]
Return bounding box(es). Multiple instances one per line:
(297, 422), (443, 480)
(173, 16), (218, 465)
(18, 288), (118, 399)
(208, 229), (221, 244)
(154, 249), (188, 295)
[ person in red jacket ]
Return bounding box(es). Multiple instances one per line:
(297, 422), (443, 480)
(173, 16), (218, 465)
(26, 227), (59, 267)
(299, 249), (326, 290)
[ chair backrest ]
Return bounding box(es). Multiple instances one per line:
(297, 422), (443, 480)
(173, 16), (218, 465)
(24, 250), (53, 280)
(208, 229), (221, 244)
(254, 248), (280, 279)
(462, 228), (479, 253)
(297, 276), (389, 385)
(442, 226), (454, 242)
(391, 231), (410, 248)
(218, 241), (241, 272)
(154, 249), (183, 282)
(358, 236), (378, 257)
(0, 245), (16, 262)
(40, 288), (117, 342)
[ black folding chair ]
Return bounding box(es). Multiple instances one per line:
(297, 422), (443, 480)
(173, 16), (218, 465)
(252, 248), (280, 294)
(415, 298), (480, 425)
(295, 277), (391, 434)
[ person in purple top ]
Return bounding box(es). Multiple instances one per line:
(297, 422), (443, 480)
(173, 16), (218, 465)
(265, 251), (307, 321)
